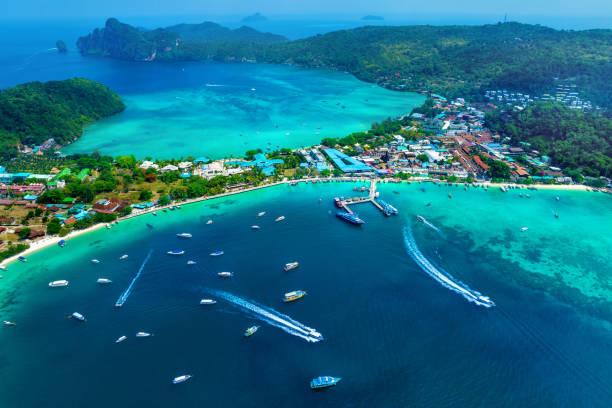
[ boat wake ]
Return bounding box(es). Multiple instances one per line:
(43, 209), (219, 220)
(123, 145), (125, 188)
(420, 218), (441, 233)
(403, 226), (494, 308)
(210, 289), (323, 343)
(115, 249), (153, 307)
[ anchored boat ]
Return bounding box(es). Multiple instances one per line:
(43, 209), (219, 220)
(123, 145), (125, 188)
(176, 233), (192, 238)
(167, 250), (185, 256)
(200, 299), (217, 305)
(58, 240), (66, 248)
(244, 326), (260, 337)
(96, 278), (112, 284)
(217, 272), (233, 278)
(49, 280), (69, 288)
(284, 262), (299, 271)
(136, 332), (151, 337)
(172, 375), (192, 384)
(310, 376), (341, 389)
(275, 216), (285, 222)
(336, 212), (364, 225)
(71, 312), (86, 322)
(283, 290), (306, 303)
(210, 250), (224, 256)
(115, 335), (127, 343)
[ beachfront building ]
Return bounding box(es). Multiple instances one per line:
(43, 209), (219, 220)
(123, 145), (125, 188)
(139, 161), (159, 171)
(161, 164), (179, 173)
(323, 148), (373, 174)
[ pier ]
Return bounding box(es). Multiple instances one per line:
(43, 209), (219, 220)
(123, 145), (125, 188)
(340, 181), (385, 214)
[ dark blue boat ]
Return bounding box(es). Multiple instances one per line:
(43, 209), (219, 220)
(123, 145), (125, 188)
(58, 240), (66, 247)
(336, 212), (364, 225)
(377, 199), (398, 216)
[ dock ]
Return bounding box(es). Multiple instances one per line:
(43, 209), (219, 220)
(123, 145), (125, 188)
(340, 181), (385, 214)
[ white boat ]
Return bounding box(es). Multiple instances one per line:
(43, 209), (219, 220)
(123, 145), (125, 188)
(217, 272), (233, 278)
(91, 259), (100, 264)
(187, 261), (197, 265)
(172, 374), (192, 384)
(275, 216), (285, 222)
(257, 211), (266, 217)
(521, 227), (528, 232)
(167, 250), (185, 256)
(0, 266), (7, 271)
(206, 220), (213, 225)
(210, 251), (224, 256)
(3, 321), (16, 326)
(49, 280), (69, 288)
(97, 278), (112, 284)
(176, 233), (192, 238)
(119, 255), (128, 260)
(136, 332), (151, 337)
(106, 224), (111, 229)
(115, 335), (127, 343)
(200, 299), (217, 305)
(71, 312), (86, 321)
(251, 225), (260, 230)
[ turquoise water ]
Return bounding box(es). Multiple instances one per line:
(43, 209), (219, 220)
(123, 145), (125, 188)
(1, 182), (611, 407)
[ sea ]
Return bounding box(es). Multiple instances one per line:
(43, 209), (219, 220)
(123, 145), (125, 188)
(1, 182), (612, 407)
(1, 15), (612, 407)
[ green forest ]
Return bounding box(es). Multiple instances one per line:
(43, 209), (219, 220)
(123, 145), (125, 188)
(486, 102), (612, 178)
(78, 20), (612, 109)
(0, 78), (125, 160)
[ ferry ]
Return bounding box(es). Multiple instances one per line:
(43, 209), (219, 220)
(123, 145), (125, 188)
(275, 216), (286, 222)
(167, 250), (185, 256)
(172, 375), (192, 384)
(3, 321), (16, 326)
(200, 299), (217, 305)
(377, 200), (398, 215)
(119, 255), (128, 260)
(257, 211), (266, 217)
(283, 290), (306, 302)
(336, 212), (364, 225)
(217, 272), (233, 278)
(58, 240), (66, 248)
(187, 261), (197, 265)
(176, 233), (192, 238)
(244, 326), (260, 337)
(333, 197), (343, 208)
(71, 312), (86, 322)
(206, 219), (213, 225)
(210, 250), (224, 256)
(136, 332), (151, 338)
(49, 280), (69, 288)
(310, 376), (341, 389)
(18, 256), (27, 262)
(91, 259), (100, 264)
(96, 278), (112, 284)
(115, 335), (127, 343)
(251, 225), (260, 230)
(284, 262), (299, 271)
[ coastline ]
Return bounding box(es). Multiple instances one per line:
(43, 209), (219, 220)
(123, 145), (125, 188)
(0, 177), (603, 267)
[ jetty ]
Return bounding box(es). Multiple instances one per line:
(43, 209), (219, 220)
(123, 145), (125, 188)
(339, 181), (385, 214)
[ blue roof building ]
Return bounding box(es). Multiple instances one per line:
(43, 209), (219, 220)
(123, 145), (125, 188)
(323, 149), (372, 173)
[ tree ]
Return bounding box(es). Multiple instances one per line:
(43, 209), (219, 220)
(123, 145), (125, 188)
(139, 190), (152, 201)
(120, 206), (132, 217)
(47, 219), (61, 235)
(116, 155), (136, 169)
(158, 196), (171, 206)
(18, 228), (31, 240)
(37, 189), (65, 204)
(489, 160), (511, 179)
(79, 184), (95, 203)
(417, 154), (429, 163)
(160, 171), (179, 184)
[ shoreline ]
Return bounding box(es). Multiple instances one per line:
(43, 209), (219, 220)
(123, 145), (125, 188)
(0, 177), (604, 267)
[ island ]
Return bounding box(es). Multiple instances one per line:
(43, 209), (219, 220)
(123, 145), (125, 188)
(242, 13), (267, 23)
(77, 20), (612, 110)
(361, 15), (384, 21)
(55, 40), (67, 53)
(0, 78), (125, 160)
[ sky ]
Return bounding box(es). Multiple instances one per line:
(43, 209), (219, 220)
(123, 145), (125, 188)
(3, 0), (612, 19)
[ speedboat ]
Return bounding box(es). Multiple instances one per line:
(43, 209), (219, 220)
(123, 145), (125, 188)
(210, 251), (224, 256)
(136, 332), (151, 337)
(206, 219), (213, 225)
(521, 227), (528, 232)
(97, 278), (112, 284)
(91, 259), (100, 264)
(187, 260), (197, 265)
(336, 212), (364, 225)
(71, 312), (86, 322)
(152, 212), (157, 216)
(115, 335), (127, 343)
(58, 240), (66, 247)
(200, 299), (217, 305)
(275, 216), (285, 222)
(217, 272), (233, 278)
(3, 321), (16, 326)
(49, 280), (69, 288)
(477, 295), (495, 307)
(18, 256), (27, 262)
(251, 225), (260, 230)
(284, 262), (299, 271)
(283, 290), (306, 303)
(119, 255), (128, 260)
(167, 250), (185, 256)
(310, 376), (341, 389)
(416, 215), (426, 223)
(257, 211), (266, 217)
(0, 266), (7, 271)
(172, 375), (192, 384)
(176, 233), (192, 238)
(106, 224), (111, 229)
(244, 326), (260, 337)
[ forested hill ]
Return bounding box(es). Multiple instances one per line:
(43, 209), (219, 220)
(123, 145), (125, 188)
(77, 18), (287, 61)
(486, 102), (612, 178)
(0, 78), (125, 159)
(78, 20), (612, 109)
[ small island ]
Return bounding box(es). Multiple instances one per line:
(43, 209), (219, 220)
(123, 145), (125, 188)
(56, 40), (67, 53)
(361, 15), (384, 21)
(242, 12), (267, 23)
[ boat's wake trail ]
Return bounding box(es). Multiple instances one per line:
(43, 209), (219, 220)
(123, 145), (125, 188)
(115, 249), (153, 307)
(403, 226), (494, 308)
(210, 289), (323, 343)
(421, 218), (441, 233)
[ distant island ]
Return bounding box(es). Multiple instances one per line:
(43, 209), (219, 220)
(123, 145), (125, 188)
(77, 20), (612, 109)
(361, 15), (384, 21)
(242, 13), (267, 23)
(77, 18), (287, 62)
(55, 40), (67, 53)
(0, 78), (125, 159)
